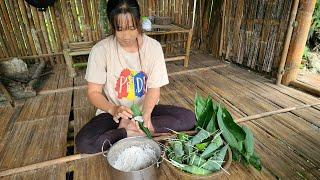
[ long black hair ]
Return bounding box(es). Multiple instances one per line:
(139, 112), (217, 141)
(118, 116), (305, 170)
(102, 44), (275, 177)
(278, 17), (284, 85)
(106, 0), (142, 34)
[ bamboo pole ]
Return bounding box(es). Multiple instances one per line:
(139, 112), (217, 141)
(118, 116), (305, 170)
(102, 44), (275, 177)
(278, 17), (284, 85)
(5, 0), (27, 56)
(184, 0), (197, 67)
(13, 0), (31, 56)
(219, 0), (226, 56)
(17, 0), (37, 56)
(0, 21), (9, 57)
(91, 0), (98, 41)
(31, 6), (50, 62)
(0, 52), (63, 62)
(0, 46), (4, 59)
(75, 0), (85, 40)
(49, 6), (63, 64)
(280, 0), (317, 85)
(83, 0), (93, 42)
(52, 4), (65, 47)
(59, 0), (74, 42)
(0, 1), (19, 56)
(70, 0), (81, 41)
(0, 153), (102, 177)
(236, 100), (320, 123)
(44, 10), (59, 64)
(276, 0), (299, 85)
(24, 3), (45, 62)
(38, 11), (55, 65)
(38, 85), (87, 95)
(290, 80), (320, 97)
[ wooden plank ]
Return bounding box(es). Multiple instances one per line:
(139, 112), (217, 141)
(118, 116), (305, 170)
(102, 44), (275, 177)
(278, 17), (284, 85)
(0, 116), (68, 170)
(72, 154), (111, 180)
(38, 66), (73, 91)
(213, 66), (320, 127)
(0, 106), (22, 151)
(297, 72), (320, 90)
(16, 92), (72, 122)
(1, 163), (67, 180)
(246, 121), (318, 178)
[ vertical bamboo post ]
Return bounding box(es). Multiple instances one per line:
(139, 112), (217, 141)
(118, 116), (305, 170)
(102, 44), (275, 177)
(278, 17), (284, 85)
(278, 0), (316, 85)
(219, 0), (226, 56)
(276, 0), (299, 85)
(184, 0), (197, 67)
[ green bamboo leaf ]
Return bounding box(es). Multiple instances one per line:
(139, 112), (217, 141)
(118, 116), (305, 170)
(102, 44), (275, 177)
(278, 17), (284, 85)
(188, 154), (206, 167)
(205, 105), (218, 133)
(170, 141), (184, 158)
(178, 132), (189, 141)
(249, 152), (262, 171)
(196, 98), (213, 128)
(189, 128), (211, 146)
(131, 104), (152, 139)
(201, 135), (223, 159)
(217, 106), (242, 151)
(138, 122), (152, 139)
(182, 165), (213, 175)
(201, 144), (229, 171)
(221, 107), (246, 142)
(195, 142), (209, 151)
(242, 125), (254, 161)
(183, 141), (193, 156)
(194, 92), (206, 121)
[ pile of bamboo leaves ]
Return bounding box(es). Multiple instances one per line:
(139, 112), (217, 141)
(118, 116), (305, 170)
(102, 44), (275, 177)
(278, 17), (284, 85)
(194, 93), (262, 170)
(164, 129), (229, 175)
(164, 92), (262, 176)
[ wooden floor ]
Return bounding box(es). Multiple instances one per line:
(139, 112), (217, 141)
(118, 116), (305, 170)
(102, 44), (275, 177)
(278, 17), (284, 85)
(298, 71), (320, 90)
(0, 53), (319, 179)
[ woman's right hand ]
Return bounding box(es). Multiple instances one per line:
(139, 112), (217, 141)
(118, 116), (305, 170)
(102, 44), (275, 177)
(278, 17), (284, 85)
(118, 118), (144, 137)
(110, 105), (133, 123)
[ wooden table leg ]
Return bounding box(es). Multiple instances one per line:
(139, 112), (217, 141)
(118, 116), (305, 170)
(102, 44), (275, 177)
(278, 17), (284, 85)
(63, 49), (77, 78)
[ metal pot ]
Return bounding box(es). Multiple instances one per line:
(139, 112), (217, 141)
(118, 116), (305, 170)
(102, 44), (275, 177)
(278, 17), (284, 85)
(104, 137), (162, 180)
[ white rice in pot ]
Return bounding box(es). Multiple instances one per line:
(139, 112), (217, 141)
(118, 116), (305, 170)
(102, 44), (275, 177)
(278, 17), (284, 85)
(111, 145), (157, 172)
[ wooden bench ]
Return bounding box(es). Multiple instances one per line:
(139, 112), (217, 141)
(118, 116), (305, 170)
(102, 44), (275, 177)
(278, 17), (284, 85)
(63, 24), (193, 77)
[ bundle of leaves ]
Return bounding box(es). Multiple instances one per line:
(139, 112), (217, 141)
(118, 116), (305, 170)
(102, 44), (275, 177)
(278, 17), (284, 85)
(164, 129), (229, 175)
(194, 93), (262, 171)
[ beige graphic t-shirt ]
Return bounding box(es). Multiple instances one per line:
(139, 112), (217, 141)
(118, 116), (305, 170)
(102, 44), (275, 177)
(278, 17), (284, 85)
(85, 34), (169, 115)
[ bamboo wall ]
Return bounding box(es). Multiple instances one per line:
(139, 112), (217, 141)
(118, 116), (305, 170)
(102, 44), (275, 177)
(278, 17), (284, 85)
(200, 0), (294, 75)
(0, 0), (195, 64)
(0, 0), (294, 75)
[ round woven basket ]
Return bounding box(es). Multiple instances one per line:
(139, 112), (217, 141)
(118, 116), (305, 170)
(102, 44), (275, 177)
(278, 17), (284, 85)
(163, 147), (232, 180)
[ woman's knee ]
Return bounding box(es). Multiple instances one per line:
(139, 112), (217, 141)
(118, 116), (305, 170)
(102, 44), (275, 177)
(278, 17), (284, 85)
(181, 108), (196, 129)
(75, 131), (94, 154)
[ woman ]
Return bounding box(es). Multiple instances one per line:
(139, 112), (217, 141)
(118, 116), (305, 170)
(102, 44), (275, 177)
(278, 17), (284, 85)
(75, 0), (196, 154)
